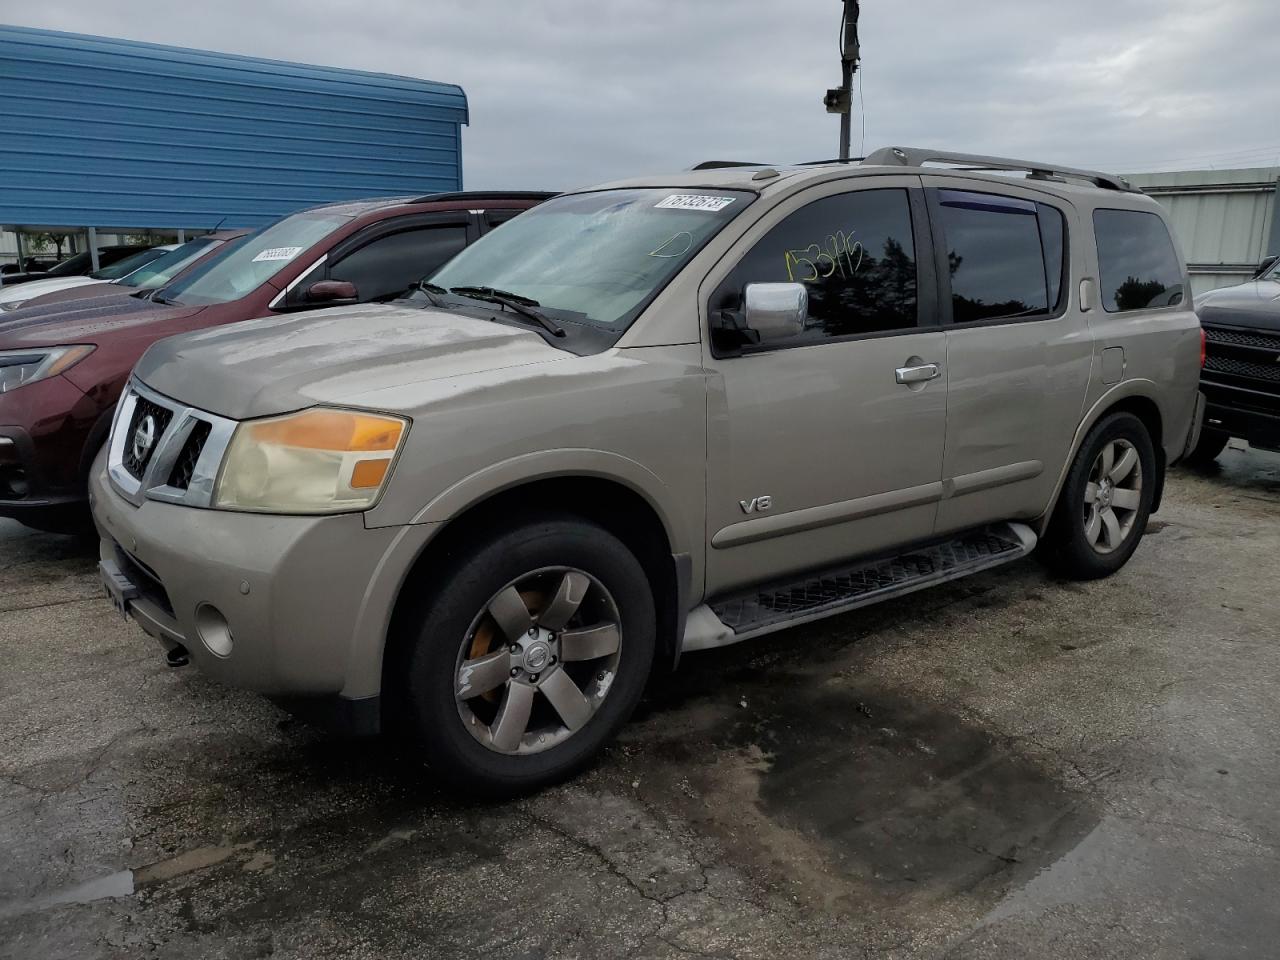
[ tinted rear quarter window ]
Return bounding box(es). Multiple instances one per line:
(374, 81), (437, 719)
(1093, 209), (1183, 312)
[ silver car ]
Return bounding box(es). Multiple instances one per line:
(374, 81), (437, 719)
(92, 148), (1205, 793)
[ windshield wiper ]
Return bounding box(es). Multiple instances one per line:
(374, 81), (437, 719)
(448, 285), (565, 338)
(412, 280), (451, 307)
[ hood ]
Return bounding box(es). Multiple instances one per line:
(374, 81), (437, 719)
(0, 293), (193, 349)
(135, 301), (571, 420)
(0, 276), (102, 306)
(1196, 279), (1280, 331)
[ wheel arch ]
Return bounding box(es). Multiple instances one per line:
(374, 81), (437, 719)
(1037, 382), (1167, 535)
(379, 473), (687, 721)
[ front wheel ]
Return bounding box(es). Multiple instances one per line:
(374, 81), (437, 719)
(1041, 412), (1156, 580)
(395, 516), (655, 796)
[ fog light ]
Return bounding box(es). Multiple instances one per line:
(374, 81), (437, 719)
(0, 465), (29, 499)
(194, 603), (234, 658)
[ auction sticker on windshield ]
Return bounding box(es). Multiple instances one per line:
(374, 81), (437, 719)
(654, 195), (737, 212)
(251, 246), (304, 263)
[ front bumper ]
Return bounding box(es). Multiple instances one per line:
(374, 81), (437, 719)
(90, 459), (434, 707)
(1201, 380), (1280, 452)
(0, 375), (100, 520)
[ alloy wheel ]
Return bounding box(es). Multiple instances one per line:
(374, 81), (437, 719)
(1082, 438), (1143, 555)
(453, 567), (623, 755)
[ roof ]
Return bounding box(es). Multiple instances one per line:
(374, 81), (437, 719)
(586, 147), (1155, 209)
(0, 25), (469, 230)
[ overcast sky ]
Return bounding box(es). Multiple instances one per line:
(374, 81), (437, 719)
(10, 0), (1280, 190)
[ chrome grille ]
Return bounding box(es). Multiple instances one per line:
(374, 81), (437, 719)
(168, 421), (212, 490)
(121, 398), (173, 479)
(107, 380), (238, 509)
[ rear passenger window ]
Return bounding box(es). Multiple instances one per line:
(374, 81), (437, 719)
(712, 188), (918, 345)
(936, 190), (1062, 324)
(1093, 209), (1184, 312)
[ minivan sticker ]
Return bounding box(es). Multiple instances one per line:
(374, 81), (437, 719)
(251, 246), (305, 263)
(654, 195), (737, 212)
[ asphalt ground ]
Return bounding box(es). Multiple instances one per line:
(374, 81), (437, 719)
(2, 449), (1279, 959)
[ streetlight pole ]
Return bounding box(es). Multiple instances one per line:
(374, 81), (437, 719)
(823, 0), (861, 161)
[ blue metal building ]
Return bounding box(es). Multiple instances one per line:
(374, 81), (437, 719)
(0, 25), (468, 231)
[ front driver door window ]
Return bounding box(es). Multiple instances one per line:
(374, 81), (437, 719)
(702, 179), (948, 595)
(329, 224), (469, 302)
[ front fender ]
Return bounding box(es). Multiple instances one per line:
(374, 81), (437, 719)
(405, 447), (691, 558)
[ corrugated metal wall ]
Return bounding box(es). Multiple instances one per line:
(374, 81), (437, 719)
(0, 25), (468, 230)
(1126, 167), (1279, 297)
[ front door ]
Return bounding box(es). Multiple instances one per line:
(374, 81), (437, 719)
(701, 177), (948, 595)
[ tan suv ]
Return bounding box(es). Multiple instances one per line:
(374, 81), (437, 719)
(92, 148), (1205, 793)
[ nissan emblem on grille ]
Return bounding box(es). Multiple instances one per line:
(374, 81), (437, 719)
(131, 415), (158, 464)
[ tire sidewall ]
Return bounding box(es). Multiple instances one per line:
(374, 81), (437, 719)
(401, 518), (655, 794)
(1051, 412), (1157, 578)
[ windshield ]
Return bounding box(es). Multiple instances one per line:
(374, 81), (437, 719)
(428, 189), (751, 329)
(158, 212), (350, 306)
(117, 237), (231, 289)
(89, 246), (168, 281)
(45, 252), (92, 277)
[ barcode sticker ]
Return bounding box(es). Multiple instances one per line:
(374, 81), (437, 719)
(251, 246), (304, 263)
(654, 195), (737, 212)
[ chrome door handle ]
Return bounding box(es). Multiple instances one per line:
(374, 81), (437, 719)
(895, 362), (940, 385)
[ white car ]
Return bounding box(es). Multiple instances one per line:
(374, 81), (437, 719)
(0, 245), (175, 309)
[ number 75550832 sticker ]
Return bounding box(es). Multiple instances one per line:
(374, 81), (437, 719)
(654, 195), (737, 212)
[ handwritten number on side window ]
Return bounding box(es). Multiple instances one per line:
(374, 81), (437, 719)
(784, 230), (864, 283)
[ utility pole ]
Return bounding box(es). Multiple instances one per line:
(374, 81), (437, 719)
(823, 0), (861, 161)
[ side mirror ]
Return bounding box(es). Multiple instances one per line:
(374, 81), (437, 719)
(1254, 255), (1277, 279)
(304, 279), (359, 305)
(743, 282), (807, 342)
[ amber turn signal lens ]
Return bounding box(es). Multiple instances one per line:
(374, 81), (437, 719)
(350, 459), (391, 489)
(247, 409), (403, 452)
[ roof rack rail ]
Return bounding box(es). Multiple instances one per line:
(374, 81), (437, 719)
(409, 190), (559, 204)
(796, 157), (865, 166)
(689, 160), (769, 170)
(862, 146), (1136, 192)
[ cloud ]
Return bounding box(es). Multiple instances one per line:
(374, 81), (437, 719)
(10, 0), (1279, 189)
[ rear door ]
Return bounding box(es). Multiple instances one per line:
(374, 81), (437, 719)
(700, 176), (949, 595)
(923, 178), (1092, 534)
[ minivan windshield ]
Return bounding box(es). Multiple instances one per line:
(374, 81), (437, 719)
(427, 189), (752, 330)
(157, 212), (350, 306)
(117, 236), (234, 290)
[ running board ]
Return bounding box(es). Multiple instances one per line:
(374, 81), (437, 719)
(682, 522), (1037, 652)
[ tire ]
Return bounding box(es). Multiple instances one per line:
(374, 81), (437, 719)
(1184, 427), (1229, 466)
(393, 516), (655, 796)
(1041, 412), (1156, 580)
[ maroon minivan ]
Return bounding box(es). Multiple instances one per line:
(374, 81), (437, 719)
(0, 191), (551, 532)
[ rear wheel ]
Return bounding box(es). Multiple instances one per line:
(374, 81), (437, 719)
(1041, 412), (1156, 580)
(395, 516), (655, 795)
(1184, 427), (1229, 466)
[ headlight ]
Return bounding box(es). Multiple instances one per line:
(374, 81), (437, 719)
(0, 300), (31, 312)
(213, 407), (408, 514)
(0, 345), (95, 394)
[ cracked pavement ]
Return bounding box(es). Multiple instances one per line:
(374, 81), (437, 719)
(2, 450), (1279, 958)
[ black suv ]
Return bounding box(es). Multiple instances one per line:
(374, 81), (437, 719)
(1192, 256), (1280, 461)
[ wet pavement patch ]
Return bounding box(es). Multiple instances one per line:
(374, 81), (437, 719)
(629, 664), (1099, 912)
(749, 686), (1097, 898)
